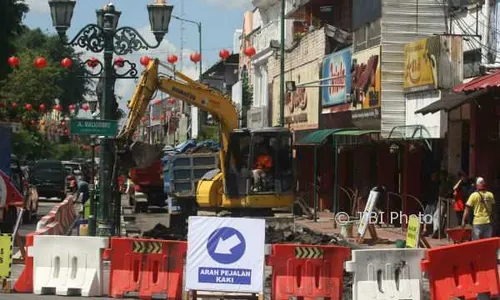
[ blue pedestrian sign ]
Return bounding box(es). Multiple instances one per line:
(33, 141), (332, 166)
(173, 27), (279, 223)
(207, 227), (246, 264)
(186, 216), (265, 293)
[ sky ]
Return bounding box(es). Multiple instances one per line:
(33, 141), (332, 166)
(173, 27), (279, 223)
(22, 0), (251, 112)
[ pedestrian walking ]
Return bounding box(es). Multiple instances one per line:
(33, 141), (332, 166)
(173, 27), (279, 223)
(452, 171), (468, 225)
(462, 177), (496, 240)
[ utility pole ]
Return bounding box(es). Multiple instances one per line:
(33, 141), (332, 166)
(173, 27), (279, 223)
(279, 0), (285, 127)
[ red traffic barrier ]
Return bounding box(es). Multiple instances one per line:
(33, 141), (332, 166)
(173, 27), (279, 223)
(267, 244), (351, 300)
(108, 237), (187, 299)
(421, 237), (500, 300)
(13, 233), (36, 293)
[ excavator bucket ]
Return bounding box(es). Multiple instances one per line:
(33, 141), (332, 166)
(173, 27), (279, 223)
(117, 141), (164, 169)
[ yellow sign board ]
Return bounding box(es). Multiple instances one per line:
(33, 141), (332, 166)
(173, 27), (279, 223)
(0, 234), (12, 278)
(403, 36), (440, 93)
(406, 215), (421, 248)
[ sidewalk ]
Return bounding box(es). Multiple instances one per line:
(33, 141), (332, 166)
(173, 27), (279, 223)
(297, 212), (453, 248)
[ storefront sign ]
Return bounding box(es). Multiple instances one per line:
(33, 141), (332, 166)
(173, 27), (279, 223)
(404, 36), (440, 93)
(350, 46), (381, 112)
(285, 87), (308, 124)
(351, 107), (380, 120)
(272, 60), (319, 130)
(321, 48), (352, 107)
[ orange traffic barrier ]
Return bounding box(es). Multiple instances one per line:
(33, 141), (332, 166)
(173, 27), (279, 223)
(13, 232), (38, 293)
(267, 244), (351, 300)
(421, 237), (500, 300)
(108, 237), (187, 299)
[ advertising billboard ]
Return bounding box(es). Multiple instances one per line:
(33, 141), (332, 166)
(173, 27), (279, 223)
(403, 36), (440, 93)
(321, 47), (352, 108)
(350, 46), (381, 111)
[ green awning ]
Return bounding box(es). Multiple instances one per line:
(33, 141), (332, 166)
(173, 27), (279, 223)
(296, 129), (347, 146)
(332, 129), (381, 146)
(332, 129), (380, 136)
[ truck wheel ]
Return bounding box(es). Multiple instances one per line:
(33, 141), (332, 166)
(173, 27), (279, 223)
(0, 207), (17, 234)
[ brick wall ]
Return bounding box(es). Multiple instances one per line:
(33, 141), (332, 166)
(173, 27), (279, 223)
(268, 27), (327, 82)
(267, 27), (327, 128)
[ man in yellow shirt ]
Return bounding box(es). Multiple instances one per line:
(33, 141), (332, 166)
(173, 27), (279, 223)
(462, 177), (496, 240)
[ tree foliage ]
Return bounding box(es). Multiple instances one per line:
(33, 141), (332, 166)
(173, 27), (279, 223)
(0, 0), (29, 81)
(11, 129), (90, 161)
(241, 76), (253, 128)
(0, 28), (92, 121)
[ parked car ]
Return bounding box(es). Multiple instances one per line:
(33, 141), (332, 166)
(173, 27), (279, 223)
(31, 160), (66, 200)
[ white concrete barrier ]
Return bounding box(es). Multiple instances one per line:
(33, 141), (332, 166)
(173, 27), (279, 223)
(31, 235), (109, 297)
(345, 248), (426, 300)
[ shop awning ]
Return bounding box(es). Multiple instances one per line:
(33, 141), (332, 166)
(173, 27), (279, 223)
(295, 128), (349, 146)
(332, 129), (380, 136)
(332, 129), (380, 146)
(415, 89), (488, 115)
(454, 70), (500, 92)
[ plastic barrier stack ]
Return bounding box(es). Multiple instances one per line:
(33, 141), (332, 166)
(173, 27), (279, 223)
(267, 244), (351, 300)
(13, 195), (77, 293)
(108, 237), (187, 299)
(10, 224), (500, 299)
(422, 237), (500, 300)
(32, 235), (109, 297)
(346, 248), (426, 300)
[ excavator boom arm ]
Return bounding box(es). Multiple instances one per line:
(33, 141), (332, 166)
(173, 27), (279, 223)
(117, 59), (238, 164)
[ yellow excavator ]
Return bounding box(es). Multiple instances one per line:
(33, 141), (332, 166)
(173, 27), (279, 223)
(117, 59), (294, 216)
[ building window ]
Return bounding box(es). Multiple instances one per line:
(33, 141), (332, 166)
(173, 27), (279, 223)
(463, 48), (481, 78)
(353, 19), (381, 52)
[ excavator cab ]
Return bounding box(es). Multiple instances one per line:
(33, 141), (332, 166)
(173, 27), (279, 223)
(224, 127), (293, 198)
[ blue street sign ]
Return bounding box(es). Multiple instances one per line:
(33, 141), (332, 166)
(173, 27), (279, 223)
(207, 227), (246, 264)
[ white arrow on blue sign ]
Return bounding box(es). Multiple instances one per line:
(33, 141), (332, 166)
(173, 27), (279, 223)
(186, 216), (265, 293)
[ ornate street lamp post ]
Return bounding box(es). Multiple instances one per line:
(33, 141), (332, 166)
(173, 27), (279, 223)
(48, 0), (173, 236)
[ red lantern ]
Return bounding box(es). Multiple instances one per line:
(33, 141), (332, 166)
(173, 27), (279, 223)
(219, 49), (230, 60)
(168, 98), (176, 104)
(8, 56), (20, 68)
(82, 103), (89, 111)
(69, 104), (76, 111)
(114, 57), (125, 68)
(151, 116), (156, 121)
(31, 120), (36, 126)
(141, 117), (147, 123)
(61, 57), (72, 68)
(55, 104), (63, 112)
(87, 57), (99, 68)
(154, 99), (161, 105)
(61, 121), (66, 127)
(190, 52), (201, 63)
(25, 103), (33, 111)
(160, 115), (166, 121)
(140, 56), (151, 67)
(11, 103), (17, 109)
(167, 54), (178, 64)
(39, 103), (46, 112)
(34, 57), (47, 69)
(64, 129), (69, 136)
(244, 47), (256, 57)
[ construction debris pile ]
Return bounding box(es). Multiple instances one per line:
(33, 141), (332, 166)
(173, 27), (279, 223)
(265, 225), (350, 246)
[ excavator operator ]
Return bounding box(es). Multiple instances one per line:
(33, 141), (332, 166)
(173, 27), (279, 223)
(252, 143), (273, 192)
